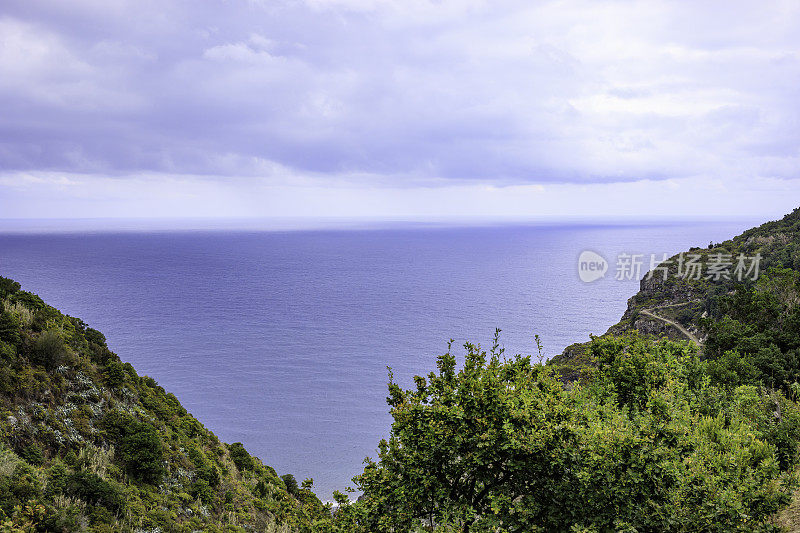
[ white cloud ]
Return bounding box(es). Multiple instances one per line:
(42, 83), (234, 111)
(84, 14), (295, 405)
(0, 0), (799, 219)
(0, 17), (91, 87)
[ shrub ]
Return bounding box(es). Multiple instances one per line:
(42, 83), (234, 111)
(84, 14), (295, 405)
(16, 444), (44, 466)
(191, 478), (214, 504)
(30, 330), (68, 369)
(353, 336), (575, 533)
(9, 292), (46, 313)
(281, 474), (298, 495)
(102, 360), (126, 389)
(0, 311), (20, 347)
(118, 422), (165, 485)
(83, 327), (107, 348)
(188, 444), (220, 489)
(0, 278), (20, 298)
(70, 409), (93, 438)
(595, 335), (670, 410)
(0, 365), (17, 395)
(65, 470), (125, 512)
(343, 335), (798, 533)
(3, 460), (41, 508)
(45, 461), (69, 497)
(229, 442), (254, 472)
(0, 340), (15, 362)
(101, 412), (165, 485)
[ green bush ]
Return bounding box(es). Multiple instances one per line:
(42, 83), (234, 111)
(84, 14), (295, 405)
(16, 444), (44, 466)
(594, 335), (669, 410)
(83, 327), (107, 348)
(341, 335), (799, 532)
(0, 277), (20, 298)
(0, 311), (20, 347)
(30, 330), (68, 369)
(229, 442), (254, 472)
(191, 478), (214, 503)
(9, 291), (46, 313)
(102, 360), (126, 389)
(118, 422), (165, 485)
(65, 470), (125, 512)
(281, 474), (298, 495)
(101, 411), (165, 485)
(45, 460), (69, 498)
(0, 459), (41, 514)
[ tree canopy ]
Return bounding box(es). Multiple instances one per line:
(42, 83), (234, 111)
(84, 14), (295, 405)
(323, 332), (800, 532)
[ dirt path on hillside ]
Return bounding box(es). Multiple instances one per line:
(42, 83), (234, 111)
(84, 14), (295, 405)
(639, 302), (702, 348)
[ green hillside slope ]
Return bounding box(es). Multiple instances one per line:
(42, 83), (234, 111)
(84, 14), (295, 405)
(0, 278), (327, 532)
(551, 207), (800, 385)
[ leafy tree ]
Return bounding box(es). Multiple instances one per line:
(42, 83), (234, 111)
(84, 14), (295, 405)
(102, 360), (126, 389)
(594, 334), (670, 410)
(229, 442), (255, 472)
(101, 411), (165, 484)
(354, 331), (576, 533)
(0, 277), (20, 298)
(342, 334), (798, 532)
(83, 327), (107, 348)
(16, 444), (44, 466)
(118, 422), (165, 485)
(0, 310), (20, 347)
(65, 471), (125, 512)
(281, 474), (299, 495)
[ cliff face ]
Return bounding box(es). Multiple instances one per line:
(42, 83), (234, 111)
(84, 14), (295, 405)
(0, 277), (326, 532)
(606, 274), (708, 343)
(551, 207), (800, 379)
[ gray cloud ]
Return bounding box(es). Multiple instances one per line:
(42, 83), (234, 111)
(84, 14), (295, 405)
(1, 0), (799, 186)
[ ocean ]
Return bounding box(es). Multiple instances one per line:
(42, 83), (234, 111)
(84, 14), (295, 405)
(0, 220), (754, 498)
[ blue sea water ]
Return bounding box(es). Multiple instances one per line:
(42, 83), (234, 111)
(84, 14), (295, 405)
(0, 220), (755, 499)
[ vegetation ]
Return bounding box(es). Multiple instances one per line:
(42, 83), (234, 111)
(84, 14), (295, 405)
(0, 277), (327, 531)
(317, 207), (800, 531)
(3, 207), (800, 531)
(319, 333), (800, 532)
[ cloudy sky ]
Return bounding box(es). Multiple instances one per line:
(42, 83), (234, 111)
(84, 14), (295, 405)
(0, 0), (798, 222)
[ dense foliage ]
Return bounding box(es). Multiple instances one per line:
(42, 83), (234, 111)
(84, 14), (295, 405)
(703, 268), (800, 392)
(0, 277), (327, 532)
(319, 332), (800, 532)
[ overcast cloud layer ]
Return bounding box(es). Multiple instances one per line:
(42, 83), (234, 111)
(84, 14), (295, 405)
(1, 0), (799, 220)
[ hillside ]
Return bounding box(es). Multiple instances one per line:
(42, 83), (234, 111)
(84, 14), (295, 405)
(0, 278), (328, 532)
(551, 207), (800, 384)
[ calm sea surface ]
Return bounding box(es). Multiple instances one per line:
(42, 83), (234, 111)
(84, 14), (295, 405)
(0, 221), (754, 498)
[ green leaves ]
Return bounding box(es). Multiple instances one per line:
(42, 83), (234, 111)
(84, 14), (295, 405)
(100, 411), (166, 485)
(229, 442), (255, 472)
(354, 339), (576, 532)
(346, 334), (800, 532)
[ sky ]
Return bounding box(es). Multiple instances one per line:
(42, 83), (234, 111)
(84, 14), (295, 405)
(0, 0), (799, 223)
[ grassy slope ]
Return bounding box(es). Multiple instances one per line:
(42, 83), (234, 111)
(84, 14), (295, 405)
(0, 278), (328, 532)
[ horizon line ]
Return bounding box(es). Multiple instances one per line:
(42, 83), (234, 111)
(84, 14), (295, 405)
(0, 214), (766, 235)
